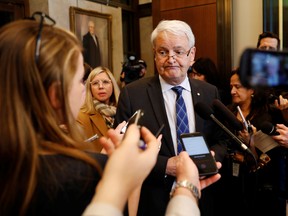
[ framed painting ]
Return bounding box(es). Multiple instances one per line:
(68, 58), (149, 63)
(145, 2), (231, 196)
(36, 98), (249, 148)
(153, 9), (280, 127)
(69, 7), (112, 70)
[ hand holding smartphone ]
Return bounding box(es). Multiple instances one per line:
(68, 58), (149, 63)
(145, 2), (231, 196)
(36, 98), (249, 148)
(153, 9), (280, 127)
(180, 132), (218, 177)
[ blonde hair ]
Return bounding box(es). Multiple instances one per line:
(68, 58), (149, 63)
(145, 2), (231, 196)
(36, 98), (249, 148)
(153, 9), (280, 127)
(81, 66), (120, 114)
(0, 19), (101, 215)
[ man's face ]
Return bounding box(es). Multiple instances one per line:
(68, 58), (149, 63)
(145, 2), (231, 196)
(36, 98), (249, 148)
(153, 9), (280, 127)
(88, 22), (95, 35)
(153, 32), (195, 85)
(258, 37), (278, 50)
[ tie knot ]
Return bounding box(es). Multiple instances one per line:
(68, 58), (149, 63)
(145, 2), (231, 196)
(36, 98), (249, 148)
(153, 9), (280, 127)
(172, 86), (184, 96)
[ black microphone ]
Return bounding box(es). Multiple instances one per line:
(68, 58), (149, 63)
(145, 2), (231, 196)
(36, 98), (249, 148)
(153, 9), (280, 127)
(194, 102), (250, 153)
(212, 99), (243, 131)
(260, 121), (280, 136)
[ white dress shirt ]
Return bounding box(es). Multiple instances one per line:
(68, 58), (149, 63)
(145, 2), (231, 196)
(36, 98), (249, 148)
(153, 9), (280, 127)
(159, 75), (196, 154)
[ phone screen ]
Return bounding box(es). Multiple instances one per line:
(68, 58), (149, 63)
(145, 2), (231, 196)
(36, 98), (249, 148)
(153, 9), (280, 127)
(180, 133), (218, 177)
(182, 136), (210, 155)
(240, 48), (288, 88)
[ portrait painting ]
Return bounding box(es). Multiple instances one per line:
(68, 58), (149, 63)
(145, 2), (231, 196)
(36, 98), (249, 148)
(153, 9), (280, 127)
(69, 7), (112, 70)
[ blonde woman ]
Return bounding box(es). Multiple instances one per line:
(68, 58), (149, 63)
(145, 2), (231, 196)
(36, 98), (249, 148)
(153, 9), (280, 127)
(77, 66), (120, 152)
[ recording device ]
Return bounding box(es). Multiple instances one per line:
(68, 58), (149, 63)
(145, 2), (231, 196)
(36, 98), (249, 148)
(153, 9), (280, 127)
(239, 48), (288, 88)
(120, 109), (144, 134)
(180, 132), (218, 177)
(194, 102), (252, 153)
(212, 99), (243, 131)
(121, 55), (147, 84)
(194, 102), (258, 171)
(260, 121), (280, 136)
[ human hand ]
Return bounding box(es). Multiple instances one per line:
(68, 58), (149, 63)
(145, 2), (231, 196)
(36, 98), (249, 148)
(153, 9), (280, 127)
(173, 151), (221, 200)
(274, 95), (288, 111)
(271, 124), (288, 148)
(176, 151), (221, 190)
(238, 125), (256, 146)
(100, 121), (126, 155)
(166, 156), (178, 176)
(94, 124), (161, 210)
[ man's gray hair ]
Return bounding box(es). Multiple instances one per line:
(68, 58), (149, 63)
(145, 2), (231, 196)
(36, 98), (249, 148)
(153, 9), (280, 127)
(151, 20), (195, 48)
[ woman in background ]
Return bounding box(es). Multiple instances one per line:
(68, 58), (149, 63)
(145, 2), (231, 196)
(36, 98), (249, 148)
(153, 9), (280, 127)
(189, 57), (231, 105)
(77, 66), (120, 152)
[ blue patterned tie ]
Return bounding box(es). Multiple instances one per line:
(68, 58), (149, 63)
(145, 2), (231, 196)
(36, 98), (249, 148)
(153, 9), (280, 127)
(172, 86), (189, 154)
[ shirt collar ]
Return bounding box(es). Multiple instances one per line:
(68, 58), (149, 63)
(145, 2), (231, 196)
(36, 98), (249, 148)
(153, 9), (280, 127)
(159, 75), (191, 93)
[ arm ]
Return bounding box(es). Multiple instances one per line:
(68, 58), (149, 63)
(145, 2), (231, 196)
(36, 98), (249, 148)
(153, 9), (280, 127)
(271, 124), (288, 148)
(166, 151), (221, 216)
(82, 125), (160, 215)
(274, 95), (288, 122)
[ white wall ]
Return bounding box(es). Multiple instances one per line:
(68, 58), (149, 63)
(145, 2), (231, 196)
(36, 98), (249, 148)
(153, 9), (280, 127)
(29, 0), (123, 82)
(232, 0), (263, 67)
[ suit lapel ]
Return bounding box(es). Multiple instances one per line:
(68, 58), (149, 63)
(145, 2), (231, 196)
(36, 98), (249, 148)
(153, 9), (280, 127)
(147, 76), (176, 155)
(189, 78), (205, 132)
(90, 112), (108, 137)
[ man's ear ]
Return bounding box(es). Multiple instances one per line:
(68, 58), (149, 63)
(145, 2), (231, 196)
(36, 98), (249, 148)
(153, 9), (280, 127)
(48, 82), (62, 110)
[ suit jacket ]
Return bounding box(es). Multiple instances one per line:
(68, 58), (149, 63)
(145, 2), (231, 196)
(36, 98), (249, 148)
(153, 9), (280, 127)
(115, 75), (228, 216)
(77, 111), (108, 152)
(82, 32), (101, 68)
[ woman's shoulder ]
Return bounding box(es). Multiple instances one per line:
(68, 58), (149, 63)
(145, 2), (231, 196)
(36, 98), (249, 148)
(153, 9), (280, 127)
(28, 153), (107, 216)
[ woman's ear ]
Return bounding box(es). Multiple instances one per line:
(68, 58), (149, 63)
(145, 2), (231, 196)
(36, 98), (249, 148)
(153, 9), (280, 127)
(48, 82), (62, 110)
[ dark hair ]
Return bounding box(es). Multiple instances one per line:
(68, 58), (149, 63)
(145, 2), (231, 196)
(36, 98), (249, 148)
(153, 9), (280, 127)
(256, 31), (280, 50)
(191, 57), (220, 87)
(229, 68), (270, 121)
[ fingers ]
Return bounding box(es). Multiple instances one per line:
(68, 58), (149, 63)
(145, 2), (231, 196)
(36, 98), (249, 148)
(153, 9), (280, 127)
(107, 128), (123, 148)
(115, 121), (126, 134)
(99, 136), (115, 155)
(275, 95), (288, 110)
(200, 173), (221, 190)
(140, 126), (161, 153)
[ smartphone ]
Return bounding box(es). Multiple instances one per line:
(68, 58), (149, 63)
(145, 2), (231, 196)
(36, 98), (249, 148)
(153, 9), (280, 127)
(180, 132), (218, 177)
(120, 109), (144, 134)
(239, 48), (288, 88)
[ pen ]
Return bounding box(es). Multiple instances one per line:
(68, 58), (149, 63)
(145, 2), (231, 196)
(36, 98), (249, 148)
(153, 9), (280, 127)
(138, 124), (164, 150)
(155, 124), (165, 137)
(237, 106), (249, 131)
(85, 134), (99, 142)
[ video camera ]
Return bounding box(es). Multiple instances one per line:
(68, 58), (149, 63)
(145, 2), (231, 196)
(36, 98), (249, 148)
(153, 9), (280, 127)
(239, 48), (288, 102)
(121, 55), (147, 84)
(239, 48), (288, 87)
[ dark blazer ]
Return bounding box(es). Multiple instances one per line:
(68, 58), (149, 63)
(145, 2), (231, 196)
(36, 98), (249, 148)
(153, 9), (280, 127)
(115, 75), (228, 216)
(82, 32), (101, 68)
(27, 153), (107, 216)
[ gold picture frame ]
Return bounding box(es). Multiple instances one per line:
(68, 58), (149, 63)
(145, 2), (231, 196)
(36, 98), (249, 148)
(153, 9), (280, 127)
(69, 6), (112, 70)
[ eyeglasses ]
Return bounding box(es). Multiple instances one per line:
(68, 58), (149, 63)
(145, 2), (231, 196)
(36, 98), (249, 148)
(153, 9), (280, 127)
(32, 12), (56, 64)
(155, 47), (192, 60)
(90, 79), (112, 87)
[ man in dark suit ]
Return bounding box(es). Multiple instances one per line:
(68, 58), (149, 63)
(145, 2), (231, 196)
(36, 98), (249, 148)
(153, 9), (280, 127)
(83, 20), (101, 68)
(115, 20), (227, 216)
